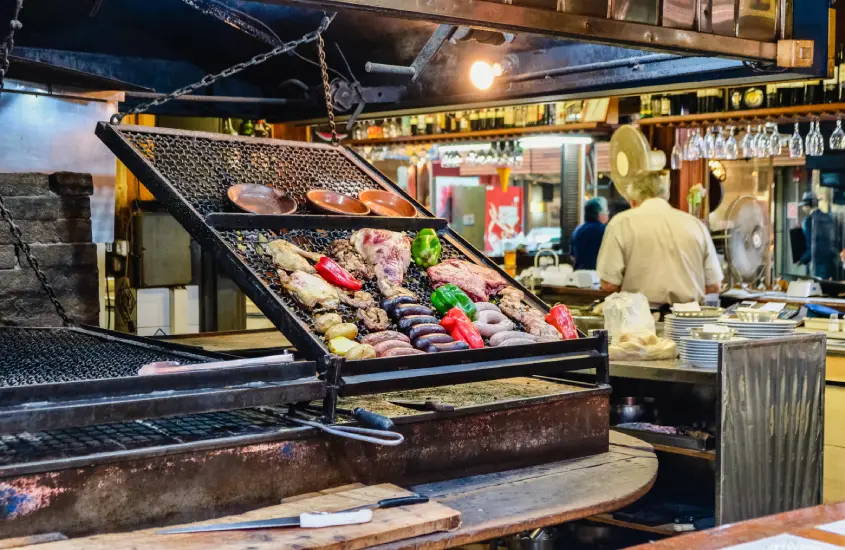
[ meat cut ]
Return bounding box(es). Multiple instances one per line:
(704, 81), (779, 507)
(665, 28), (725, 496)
(277, 270), (340, 310)
(427, 259), (509, 302)
(349, 229), (411, 285)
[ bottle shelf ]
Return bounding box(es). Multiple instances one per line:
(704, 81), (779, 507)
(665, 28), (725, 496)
(639, 103), (845, 126)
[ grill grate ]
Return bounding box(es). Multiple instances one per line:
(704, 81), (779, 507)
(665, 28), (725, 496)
(219, 228), (466, 341)
(118, 129), (379, 216)
(0, 408), (295, 466)
(0, 328), (212, 387)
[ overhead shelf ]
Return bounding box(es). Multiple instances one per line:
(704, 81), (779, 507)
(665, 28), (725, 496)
(345, 122), (610, 147)
(638, 103), (845, 126)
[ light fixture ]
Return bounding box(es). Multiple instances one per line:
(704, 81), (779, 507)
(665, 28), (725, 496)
(518, 135), (593, 149)
(469, 61), (503, 91)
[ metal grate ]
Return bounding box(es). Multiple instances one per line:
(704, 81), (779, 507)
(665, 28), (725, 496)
(118, 129), (380, 216)
(0, 408), (295, 466)
(0, 328), (212, 387)
(219, 228), (467, 341)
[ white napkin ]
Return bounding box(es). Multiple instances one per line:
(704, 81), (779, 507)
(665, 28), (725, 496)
(672, 302), (701, 312)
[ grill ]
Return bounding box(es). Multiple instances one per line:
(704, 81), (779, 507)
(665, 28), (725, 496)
(0, 408), (295, 469)
(0, 327), (210, 387)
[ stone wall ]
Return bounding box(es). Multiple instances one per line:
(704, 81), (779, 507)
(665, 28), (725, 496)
(0, 172), (99, 326)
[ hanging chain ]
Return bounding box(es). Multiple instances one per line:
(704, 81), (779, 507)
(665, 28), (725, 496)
(316, 28), (338, 147)
(0, 0), (24, 97)
(111, 14), (334, 124)
(0, 0), (71, 326)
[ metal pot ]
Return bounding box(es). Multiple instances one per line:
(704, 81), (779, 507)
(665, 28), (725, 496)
(507, 529), (556, 550)
(610, 397), (654, 425)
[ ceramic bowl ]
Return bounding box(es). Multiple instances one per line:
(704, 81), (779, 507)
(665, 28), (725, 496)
(358, 189), (416, 217)
(306, 190), (370, 216)
(227, 184), (297, 215)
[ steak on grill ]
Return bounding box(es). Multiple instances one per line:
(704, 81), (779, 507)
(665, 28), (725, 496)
(427, 259), (508, 302)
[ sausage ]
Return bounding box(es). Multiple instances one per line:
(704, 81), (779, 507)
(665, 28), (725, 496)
(475, 302), (501, 313)
(398, 315), (439, 331)
(373, 339), (414, 357)
(391, 304), (435, 320)
(381, 295), (418, 314)
(496, 338), (537, 347)
(473, 319), (515, 338)
(425, 341), (470, 353)
(489, 331), (539, 347)
(413, 333), (454, 349)
(409, 323), (448, 341)
(477, 310), (509, 323)
(361, 331), (410, 346)
(383, 347), (426, 357)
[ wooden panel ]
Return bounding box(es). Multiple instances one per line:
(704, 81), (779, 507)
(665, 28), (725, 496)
(825, 445), (845, 504)
(828, 355), (845, 383)
(826, 385), (845, 448)
(27, 485), (460, 550)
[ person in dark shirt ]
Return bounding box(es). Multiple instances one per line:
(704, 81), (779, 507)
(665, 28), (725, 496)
(571, 197), (609, 270)
(797, 192), (839, 279)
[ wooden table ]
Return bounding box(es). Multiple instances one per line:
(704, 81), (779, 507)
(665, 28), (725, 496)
(374, 431), (657, 549)
(628, 503), (845, 549)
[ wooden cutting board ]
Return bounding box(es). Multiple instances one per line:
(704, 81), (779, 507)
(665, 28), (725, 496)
(24, 484), (461, 550)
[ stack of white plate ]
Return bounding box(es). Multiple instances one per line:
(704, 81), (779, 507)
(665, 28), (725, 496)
(678, 336), (746, 369)
(720, 319), (798, 340)
(664, 314), (722, 345)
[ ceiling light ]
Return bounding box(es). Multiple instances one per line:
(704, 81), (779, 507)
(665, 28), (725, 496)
(518, 135), (593, 149)
(469, 61), (502, 90)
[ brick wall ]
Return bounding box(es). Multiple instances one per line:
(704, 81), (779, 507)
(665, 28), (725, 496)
(0, 172), (99, 327)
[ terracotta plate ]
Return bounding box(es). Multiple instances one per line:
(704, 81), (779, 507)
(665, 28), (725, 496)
(228, 184), (297, 215)
(306, 189), (370, 216)
(359, 189), (417, 217)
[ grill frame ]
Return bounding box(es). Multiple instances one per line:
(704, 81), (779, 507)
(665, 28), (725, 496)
(0, 326), (323, 434)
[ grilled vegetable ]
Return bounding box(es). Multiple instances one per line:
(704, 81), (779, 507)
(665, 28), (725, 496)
(314, 313), (342, 334)
(328, 336), (357, 355)
(361, 331), (409, 346)
(398, 315), (439, 331)
(413, 333), (455, 349)
(440, 307), (484, 349)
(545, 304), (579, 340)
(381, 295), (417, 314)
(411, 228), (442, 268)
(346, 343), (377, 360)
(314, 256), (363, 291)
(324, 322), (359, 341)
(426, 341), (470, 353)
(430, 284), (477, 320)
(408, 323), (448, 341)
(391, 304), (435, 320)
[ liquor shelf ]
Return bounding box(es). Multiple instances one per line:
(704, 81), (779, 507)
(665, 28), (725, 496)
(638, 103), (845, 126)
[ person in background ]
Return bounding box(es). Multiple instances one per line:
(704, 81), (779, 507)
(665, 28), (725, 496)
(570, 197), (609, 270)
(596, 171), (723, 305)
(797, 192), (839, 280)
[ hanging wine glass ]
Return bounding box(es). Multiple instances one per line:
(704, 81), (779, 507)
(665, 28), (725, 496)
(814, 120), (825, 156)
(671, 128), (683, 169)
(693, 128), (706, 159)
(831, 119), (845, 151)
(685, 128), (702, 161)
(714, 127), (727, 159)
(764, 123), (779, 157)
(741, 124), (755, 159)
(725, 126), (739, 160)
(754, 124), (769, 158)
(703, 126), (716, 159)
(790, 122), (804, 158)
(805, 121), (816, 156)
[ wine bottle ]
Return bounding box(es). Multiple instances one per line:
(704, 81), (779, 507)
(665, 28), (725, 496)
(504, 106), (514, 128)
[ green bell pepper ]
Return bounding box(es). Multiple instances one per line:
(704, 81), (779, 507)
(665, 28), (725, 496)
(430, 284), (477, 320)
(412, 229), (442, 268)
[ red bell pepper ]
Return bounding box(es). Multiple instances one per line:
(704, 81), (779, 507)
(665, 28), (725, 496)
(315, 256), (362, 291)
(545, 304), (579, 340)
(440, 307), (484, 349)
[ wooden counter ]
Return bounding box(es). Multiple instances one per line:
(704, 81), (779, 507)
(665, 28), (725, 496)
(627, 503), (845, 549)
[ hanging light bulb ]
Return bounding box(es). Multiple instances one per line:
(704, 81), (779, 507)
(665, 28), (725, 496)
(469, 61), (503, 90)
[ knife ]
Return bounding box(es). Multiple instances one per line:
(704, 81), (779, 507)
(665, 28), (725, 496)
(157, 495), (430, 534)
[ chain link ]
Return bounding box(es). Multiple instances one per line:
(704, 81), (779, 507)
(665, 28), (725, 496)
(0, 0), (24, 97)
(316, 30), (338, 147)
(111, 15), (333, 124)
(0, 0), (72, 326)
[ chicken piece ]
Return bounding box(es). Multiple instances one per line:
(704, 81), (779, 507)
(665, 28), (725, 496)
(427, 259), (509, 302)
(330, 239), (374, 280)
(358, 307), (390, 331)
(349, 229), (411, 285)
(524, 317), (563, 342)
(277, 270), (339, 310)
(377, 279), (416, 299)
(339, 290), (376, 309)
(264, 239), (318, 273)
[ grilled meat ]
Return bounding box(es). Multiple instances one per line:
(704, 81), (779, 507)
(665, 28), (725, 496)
(358, 307), (390, 331)
(427, 259), (508, 302)
(377, 279), (416, 299)
(498, 287), (561, 341)
(339, 290), (376, 309)
(350, 229), (411, 285)
(330, 239), (374, 280)
(277, 270), (339, 310)
(361, 331), (409, 346)
(264, 239), (317, 273)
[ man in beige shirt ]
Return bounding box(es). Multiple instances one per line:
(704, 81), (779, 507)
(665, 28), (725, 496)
(596, 172), (723, 305)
